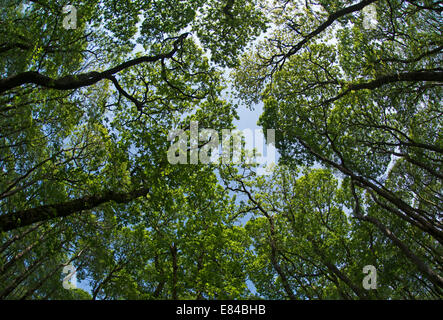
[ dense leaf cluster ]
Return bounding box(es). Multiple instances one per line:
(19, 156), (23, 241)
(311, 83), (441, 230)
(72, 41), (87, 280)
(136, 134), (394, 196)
(0, 0), (441, 299)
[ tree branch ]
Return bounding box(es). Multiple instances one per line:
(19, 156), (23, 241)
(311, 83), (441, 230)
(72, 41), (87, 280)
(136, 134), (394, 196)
(0, 187), (150, 232)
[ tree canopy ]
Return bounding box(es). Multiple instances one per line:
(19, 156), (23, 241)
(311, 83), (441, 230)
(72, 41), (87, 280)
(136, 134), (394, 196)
(0, 0), (441, 300)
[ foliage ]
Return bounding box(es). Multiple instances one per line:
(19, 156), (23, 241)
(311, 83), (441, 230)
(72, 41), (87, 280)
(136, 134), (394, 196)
(0, 0), (441, 299)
